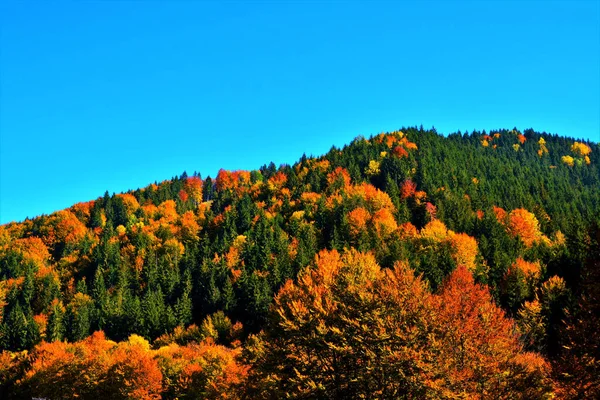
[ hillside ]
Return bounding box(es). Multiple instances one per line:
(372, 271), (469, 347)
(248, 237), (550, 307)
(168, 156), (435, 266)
(1, 127), (599, 398)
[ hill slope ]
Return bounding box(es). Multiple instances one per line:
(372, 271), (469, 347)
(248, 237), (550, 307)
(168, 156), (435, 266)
(1, 127), (599, 398)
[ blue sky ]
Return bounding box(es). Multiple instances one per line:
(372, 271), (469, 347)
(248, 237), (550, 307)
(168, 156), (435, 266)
(1, 0), (599, 224)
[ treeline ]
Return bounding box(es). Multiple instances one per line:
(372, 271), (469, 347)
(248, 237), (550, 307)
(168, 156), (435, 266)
(0, 127), (598, 398)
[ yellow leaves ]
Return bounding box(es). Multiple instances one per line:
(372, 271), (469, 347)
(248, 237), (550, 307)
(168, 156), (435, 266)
(472, 177), (479, 185)
(561, 155), (575, 167)
(553, 230), (566, 247)
(116, 224), (127, 236)
(128, 334), (151, 351)
(421, 219), (449, 241)
(163, 238), (184, 257)
(449, 233), (478, 272)
(537, 137), (549, 157)
(481, 139), (489, 147)
(513, 144), (520, 152)
(291, 210), (305, 221)
(541, 275), (566, 295)
(562, 143), (592, 166)
(365, 160), (381, 176)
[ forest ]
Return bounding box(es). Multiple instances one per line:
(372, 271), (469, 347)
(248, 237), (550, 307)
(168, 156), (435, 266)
(0, 127), (598, 399)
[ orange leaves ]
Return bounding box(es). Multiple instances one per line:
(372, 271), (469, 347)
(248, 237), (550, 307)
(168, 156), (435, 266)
(178, 189), (189, 203)
(347, 207), (370, 237)
(513, 258), (542, 280)
(179, 210), (200, 242)
(326, 166), (351, 189)
(392, 145), (409, 158)
(157, 200), (178, 224)
(156, 338), (249, 399)
(397, 222), (419, 239)
(517, 134), (527, 144)
(371, 208), (397, 237)
(571, 141), (591, 157)
(434, 266), (528, 395)
(493, 205), (507, 223)
(10, 236), (50, 267)
(435, 266), (554, 396)
(420, 221), (479, 271)
(216, 169), (236, 192)
(375, 131), (418, 155)
(507, 208), (542, 247)
(348, 182), (395, 212)
(9, 331), (248, 399)
(259, 251), (551, 398)
(108, 336), (163, 399)
(116, 193), (140, 215)
(216, 169), (251, 192)
(42, 210), (88, 249)
(70, 200), (95, 223)
(267, 171), (288, 192)
(400, 179), (417, 199)
(183, 176), (203, 206)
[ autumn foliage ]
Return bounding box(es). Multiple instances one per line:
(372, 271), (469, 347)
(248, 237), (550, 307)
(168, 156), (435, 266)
(506, 208), (543, 247)
(247, 250), (552, 398)
(0, 128), (597, 398)
(1, 331), (247, 399)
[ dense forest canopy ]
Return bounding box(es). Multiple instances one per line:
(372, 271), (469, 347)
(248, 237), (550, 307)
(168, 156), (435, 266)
(1, 127), (599, 399)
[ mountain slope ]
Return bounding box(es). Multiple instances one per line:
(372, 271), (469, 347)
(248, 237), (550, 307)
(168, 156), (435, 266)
(1, 127), (598, 398)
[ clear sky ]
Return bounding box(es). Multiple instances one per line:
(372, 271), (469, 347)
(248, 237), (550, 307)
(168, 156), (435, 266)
(1, 0), (599, 224)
